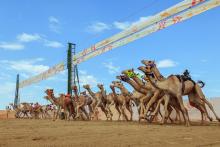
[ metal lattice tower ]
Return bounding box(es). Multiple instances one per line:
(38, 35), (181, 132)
(67, 43), (80, 96)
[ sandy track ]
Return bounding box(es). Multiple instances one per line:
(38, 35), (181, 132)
(0, 119), (220, 147)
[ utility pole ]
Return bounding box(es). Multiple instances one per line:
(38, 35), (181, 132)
(14, 74), (20, 107)
(67, 42), (80, 96)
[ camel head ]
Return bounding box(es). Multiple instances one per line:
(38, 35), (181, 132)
(138, 65), (152, 74)
(65, 93), (71, 99)
(109, 84), (115, 89)
(72, 85), (78, 92)
(97, 83), (104, 90)
(112, 80), (123, 88)
(116, 75), (130, 82)
(121, 68), (137, 78)
(44, 89), (54, 100)
(141, 60), (155, 66)
(141, 60), (156, 72)
(83, 84), (90, 89)
(80, 91), (87, 95)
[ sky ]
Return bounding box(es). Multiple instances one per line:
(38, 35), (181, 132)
(0, 0), (220, 109)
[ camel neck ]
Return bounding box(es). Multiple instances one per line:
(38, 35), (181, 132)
(131, 75), (144, 87)
(110, 87), (117, 98)
(118, 86), (130, 96)
(100, 88), (106, 99)
(73, 90), (79, 100)
(49, 94), (59, 106)
(85, 88), (96, 98)
(152, 67), (165, 81)
(126, 79), (147, 94)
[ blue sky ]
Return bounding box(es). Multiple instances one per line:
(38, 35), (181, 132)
(0, 0), (220, 109)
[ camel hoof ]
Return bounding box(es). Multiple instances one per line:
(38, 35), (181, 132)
(185, 123), (190, 127)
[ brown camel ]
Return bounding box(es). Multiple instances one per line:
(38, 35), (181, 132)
(138, 65), (191, 126)
(83, 84), (110, 120)
(141, 60), (220, 123)
(116, 73), (177, 123)
(44, 89), (75, 121)
(109, 84), (129, 120)
(72, 85), (92, 120)
(97, 84), (114, 120)
(9, 103), (32, 118)
(121, 69), (182, 123)
(112, 81), (133, 121)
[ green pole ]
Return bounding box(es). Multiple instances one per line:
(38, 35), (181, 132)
(14, 74), (19, 107)
(67, 43), (73, 96)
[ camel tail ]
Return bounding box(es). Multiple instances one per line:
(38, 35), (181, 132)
(197, 80), (205, 88)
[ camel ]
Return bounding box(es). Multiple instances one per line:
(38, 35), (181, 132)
(97, 84), (114, 120)
(41, 104), (56, 119)
(141, 60), (220, 123)
(44, 89), (75, 121)
(109, 84), (130, 120)
(116, 73), (177, 123)
(111, 81), (134, 121)
(83, 84), (111, 120)
(138, 65), (191, 126)
(72, 85), (92, 120)
(9, 103), (33, 118)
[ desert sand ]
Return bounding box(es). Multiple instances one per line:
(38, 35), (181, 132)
(0, 119), (220, 147)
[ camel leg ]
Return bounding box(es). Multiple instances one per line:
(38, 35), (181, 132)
(76, 104), (83, 119)
(194, 85), (220, 121)
(81, 106), (90, 120)
(122, 103), (129, 121)
(100, 104), (109, 120)
(106, 104), (113, 121)
(176, 94), (190, 126)
(189, 92), (212, 122)
(125, 102), (133, 121)
(54, 107), (60, 121)
(173, 106), (181, 123)
(167, 106), (174, 123)
(115, 104), (122, 121)
(161, 94), (170, 125)
(144, 91), (160, 118)
(151, 96), (164, 116)
(88, 105), (93, 120)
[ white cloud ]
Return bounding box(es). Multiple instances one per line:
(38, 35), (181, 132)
(103, 62), (120, 74)
(0, 42), (24, 50)
(49, 16), (59, 24)
(131, 16), (151, 26)
(49, 16), (61, 33)
(86, 22), (111, 33)
(44, 40), (63, 48)
(17, 33), (41, 42)
(157, 59), (177, 68)
(201, 59), (208, 63)
(0, 58), (49, 75)
(79, 70), (98, 87)
(113, 21), (131, 30)
(113, 16), (152, 30)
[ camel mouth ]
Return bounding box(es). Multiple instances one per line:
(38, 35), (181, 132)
(137, 66), (143, 71)
(116, 75), (121, 80)
(141, 60), (146, 64)
(109, 84), (114, 88)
